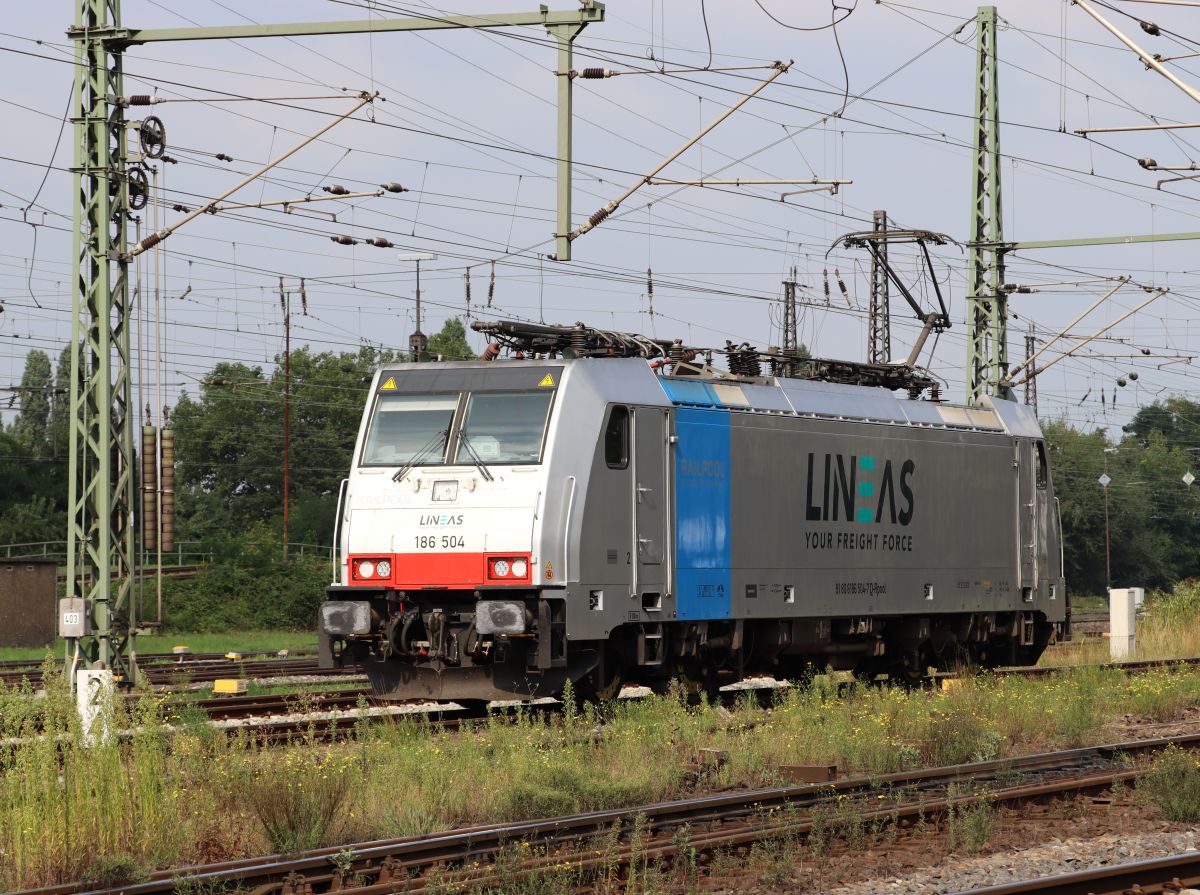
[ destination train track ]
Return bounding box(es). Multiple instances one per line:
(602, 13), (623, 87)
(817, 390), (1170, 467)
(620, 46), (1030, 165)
(22, 732), (1200, 895)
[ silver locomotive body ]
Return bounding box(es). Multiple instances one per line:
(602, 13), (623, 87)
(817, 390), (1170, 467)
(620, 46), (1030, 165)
(320, 357), (1066, 700)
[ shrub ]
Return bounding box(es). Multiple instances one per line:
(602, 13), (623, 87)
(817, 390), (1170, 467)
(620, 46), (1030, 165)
(162, 535), (328, 632)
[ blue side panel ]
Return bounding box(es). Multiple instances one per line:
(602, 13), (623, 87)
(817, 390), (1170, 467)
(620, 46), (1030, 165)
(674, 407), (732, 620)
(661, 378), (718, 407)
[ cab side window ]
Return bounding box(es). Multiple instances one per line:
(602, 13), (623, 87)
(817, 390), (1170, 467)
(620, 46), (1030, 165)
(605, 406), (629, 469)
(1035, 441), (1048, 490)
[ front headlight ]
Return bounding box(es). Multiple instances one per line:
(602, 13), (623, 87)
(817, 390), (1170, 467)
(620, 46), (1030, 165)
(510, 559), (528, 578)
(376, 560), (392, 578)
(357, 560), (375, 579)
(492, 559), (511, 577)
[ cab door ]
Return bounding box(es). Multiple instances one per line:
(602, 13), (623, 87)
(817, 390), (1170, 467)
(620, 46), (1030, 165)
(632, 407), (669, 598)
(1017, 439), (1037, 593)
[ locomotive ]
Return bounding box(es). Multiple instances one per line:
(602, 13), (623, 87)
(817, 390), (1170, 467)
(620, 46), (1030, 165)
(318, 321), (1068, 701)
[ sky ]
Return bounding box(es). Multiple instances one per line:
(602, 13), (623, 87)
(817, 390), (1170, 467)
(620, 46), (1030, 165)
(5, 0), (1200, 436)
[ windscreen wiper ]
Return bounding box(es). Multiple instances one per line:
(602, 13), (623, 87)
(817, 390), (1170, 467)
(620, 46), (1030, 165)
(392, 425), (450, 483)
(456, 430), (495, 482)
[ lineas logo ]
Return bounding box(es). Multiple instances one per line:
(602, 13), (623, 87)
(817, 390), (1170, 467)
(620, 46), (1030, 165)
(804, 453), (914, 526)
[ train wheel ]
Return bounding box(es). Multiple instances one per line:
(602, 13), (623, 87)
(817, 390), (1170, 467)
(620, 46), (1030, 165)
(675, 659), (719, 706)
(852, 658), (888, 687)
(888, 651), (929, 689)
(579, 648), (623, 703)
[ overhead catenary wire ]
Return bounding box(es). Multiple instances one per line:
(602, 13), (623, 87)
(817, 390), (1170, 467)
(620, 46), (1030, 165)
(7, 0), (1200, 422)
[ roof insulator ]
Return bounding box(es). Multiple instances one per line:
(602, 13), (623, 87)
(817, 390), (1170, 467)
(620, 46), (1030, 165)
(330, 234), (358, 245)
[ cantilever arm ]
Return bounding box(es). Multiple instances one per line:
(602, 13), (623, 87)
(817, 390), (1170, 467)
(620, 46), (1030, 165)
(127, 92), (377, 258)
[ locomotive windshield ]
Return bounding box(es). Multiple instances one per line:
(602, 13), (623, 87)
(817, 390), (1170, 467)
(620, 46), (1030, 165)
(360, 389), (553, 467)
(453, 391), (553, 465)
(361, 394), (457, 466)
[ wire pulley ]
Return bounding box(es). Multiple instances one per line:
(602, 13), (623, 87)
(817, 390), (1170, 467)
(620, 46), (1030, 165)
(139, 115), (167, 160)
(127, 166), (149, 210)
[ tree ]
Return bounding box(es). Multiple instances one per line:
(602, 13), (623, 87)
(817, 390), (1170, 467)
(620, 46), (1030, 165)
(48, 346), (71, 459)
(428, 317), (476, 360)
(1042, 420), (1110, 596)
(1123, 396), (1200, 451)
(10, 350), (52, 453)
(170, 346), (398, 542)
(1043, 411), (1200, 595)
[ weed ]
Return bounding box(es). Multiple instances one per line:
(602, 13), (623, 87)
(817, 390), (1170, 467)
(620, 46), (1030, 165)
(244, 749), (353, 854)
(670, 824), (699, 895)
(1110, 777), (1127, 803)
(807, 798), (835, 860)
(946, 785), (997, 855)
(752, 837), (792, 888)
(81, 854), (149, 887)
(331, 846), (357, 874)
(172, 875), (233, 895)
(1137, 745), (1200, 821)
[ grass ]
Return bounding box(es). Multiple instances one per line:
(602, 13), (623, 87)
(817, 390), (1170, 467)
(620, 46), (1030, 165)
(6, 662), (1200, 889)
(0, 629), (316, 662)
(7, 580), (1200, 888)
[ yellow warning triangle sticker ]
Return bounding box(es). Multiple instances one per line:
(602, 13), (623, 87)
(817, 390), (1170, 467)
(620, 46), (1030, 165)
(537, 373), (556, 388)
(380, 376), (397, 391)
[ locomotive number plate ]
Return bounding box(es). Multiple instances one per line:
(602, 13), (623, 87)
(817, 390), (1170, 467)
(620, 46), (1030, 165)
(413, 534), (466, 550)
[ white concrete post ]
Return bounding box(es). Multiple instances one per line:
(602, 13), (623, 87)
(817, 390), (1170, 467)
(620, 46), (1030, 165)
(1109, 587), (1136, 660)
(76, 669), (114, 745)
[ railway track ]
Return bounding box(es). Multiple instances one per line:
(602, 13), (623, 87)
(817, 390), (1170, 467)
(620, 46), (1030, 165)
(166, 686), (496, 742)
(951, 851), (1200, 894)
(14, 647), (1200, 695)
(0, 651), (357, 688)
(23, 732), (1200, 895)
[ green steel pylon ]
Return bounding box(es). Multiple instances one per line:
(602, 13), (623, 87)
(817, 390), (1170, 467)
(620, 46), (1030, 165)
(66, 0), (139, 681)
(965, 5), (1009, 403)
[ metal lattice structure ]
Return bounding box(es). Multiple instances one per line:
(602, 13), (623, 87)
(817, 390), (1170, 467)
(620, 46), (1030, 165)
(66, 0), (138, 678)
(965, 5), (1009, 402)
(782, 267), (798, 356)
(1023, 325), (1038, 414)
(868, 210), (891, 365)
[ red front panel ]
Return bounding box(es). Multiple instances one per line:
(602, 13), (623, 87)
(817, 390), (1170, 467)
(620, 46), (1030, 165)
(348, 552), (532, 588)
(394, 552), (487, 587)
